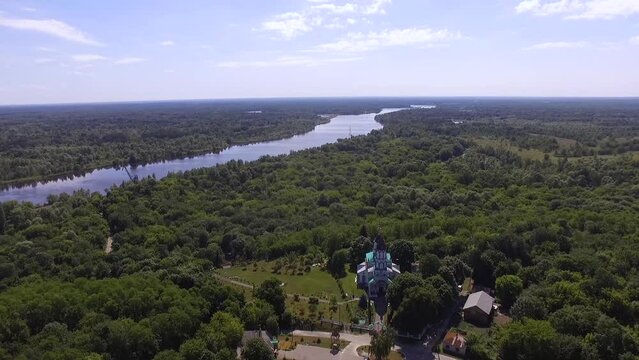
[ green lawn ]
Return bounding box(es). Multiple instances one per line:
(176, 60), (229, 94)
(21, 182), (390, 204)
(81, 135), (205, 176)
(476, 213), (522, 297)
(216, 261), (362, 299)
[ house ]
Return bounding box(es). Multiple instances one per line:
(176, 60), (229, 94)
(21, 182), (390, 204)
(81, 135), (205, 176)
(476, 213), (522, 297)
(237, 330), (277, 357)
(443, 330), (467, 357)
(463, 291), (494, 325)
(356, 235), (401, 300)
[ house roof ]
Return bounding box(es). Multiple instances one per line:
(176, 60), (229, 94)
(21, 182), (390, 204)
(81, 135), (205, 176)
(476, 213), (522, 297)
(463, 291), (494, 315)
(443, 331), (466, 348)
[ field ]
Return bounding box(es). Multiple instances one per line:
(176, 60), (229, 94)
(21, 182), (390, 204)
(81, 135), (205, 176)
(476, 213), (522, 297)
(472, 137), (550, 161)
(217, 261), (362, 299)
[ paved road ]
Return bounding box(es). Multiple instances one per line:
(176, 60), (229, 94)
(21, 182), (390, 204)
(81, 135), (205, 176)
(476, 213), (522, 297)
(278, 330), (371, 360)
(213, 273), (360, 305)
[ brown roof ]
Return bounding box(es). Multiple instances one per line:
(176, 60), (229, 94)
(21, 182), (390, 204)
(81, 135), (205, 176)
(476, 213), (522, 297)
(443, 331), (466, 348)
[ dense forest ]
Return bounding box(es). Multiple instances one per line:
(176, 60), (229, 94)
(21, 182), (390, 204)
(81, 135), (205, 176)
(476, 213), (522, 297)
(1, 98), (639, 359)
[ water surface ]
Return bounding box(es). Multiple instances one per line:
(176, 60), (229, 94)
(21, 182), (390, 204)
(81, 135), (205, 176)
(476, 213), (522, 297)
(0, 108), (403, 204)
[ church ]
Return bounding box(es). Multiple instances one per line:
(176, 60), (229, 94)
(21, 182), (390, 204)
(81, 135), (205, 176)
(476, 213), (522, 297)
(356, 235), (401, 300)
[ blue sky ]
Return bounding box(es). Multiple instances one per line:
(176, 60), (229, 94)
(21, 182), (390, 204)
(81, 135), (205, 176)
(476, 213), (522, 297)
(0, 0), (638, 105)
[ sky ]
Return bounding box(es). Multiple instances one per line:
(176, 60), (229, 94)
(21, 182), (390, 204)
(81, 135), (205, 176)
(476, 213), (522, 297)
(0, 0), (638, 105)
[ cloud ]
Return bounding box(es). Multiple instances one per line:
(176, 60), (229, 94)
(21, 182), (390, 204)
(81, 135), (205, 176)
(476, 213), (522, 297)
(217, 55), (362, 68)
(21, 7), (37, 12)
(114, 57), (146, 65)
(363, 0), (392, 15)
(631, 35), (639, 45)
(34, 58), (55, 63)
(312, 3), (357, 14)
(261, 12), (313, 39)
(71, 54), (108, 62)
(160, 40), (175, 46)
(523, 41), (588, 50)
(315, 27), (463, 52)
(261, 0), (393, 39)
(0, 15), (102, 45)
(516, 0), (639, 19)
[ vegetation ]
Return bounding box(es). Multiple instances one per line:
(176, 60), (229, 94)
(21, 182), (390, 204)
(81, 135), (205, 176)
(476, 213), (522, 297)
(1, 98), (639, 359)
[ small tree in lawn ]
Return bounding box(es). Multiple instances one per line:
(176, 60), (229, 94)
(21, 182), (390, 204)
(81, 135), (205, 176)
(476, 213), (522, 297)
(370, 327), (396, 360)
(329, 296), (338, 320)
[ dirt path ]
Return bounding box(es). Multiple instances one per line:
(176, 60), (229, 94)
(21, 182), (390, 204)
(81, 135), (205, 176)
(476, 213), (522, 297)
(212, 273), (360, 305)
(105, 236), (113, 254)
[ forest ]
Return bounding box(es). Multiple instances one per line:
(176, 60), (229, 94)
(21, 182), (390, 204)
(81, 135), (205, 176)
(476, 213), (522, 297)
(1, 98), (639, 359)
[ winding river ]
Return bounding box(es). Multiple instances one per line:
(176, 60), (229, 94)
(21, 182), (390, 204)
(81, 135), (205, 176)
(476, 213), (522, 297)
(0, 108), (405, 204)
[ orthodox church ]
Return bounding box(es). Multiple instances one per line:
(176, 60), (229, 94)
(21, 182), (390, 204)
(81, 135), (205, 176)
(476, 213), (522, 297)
(356, 235), (401, 300)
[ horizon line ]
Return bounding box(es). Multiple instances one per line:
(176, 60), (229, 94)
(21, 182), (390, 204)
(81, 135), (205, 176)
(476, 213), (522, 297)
(2, 95), (639, 108)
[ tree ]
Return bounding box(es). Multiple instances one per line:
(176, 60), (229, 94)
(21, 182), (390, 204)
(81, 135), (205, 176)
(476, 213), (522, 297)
(419, 253), (441, 278)
(349, 236), (372, 270)
(389, 240), (415, 273)
(199, 312), (244, 350)
(254, 278), (286, 317)
(495, 275), (523, 308)
(327, 249), (348, 278)
(329, 296), (338, 320)
(392, 285), (440, 333)
(497, 320), (559, 360)
(370, 327), (396, 360)
(180, 338), (214, 360)
(242, 338), (274, 360)
(387, 273), (424, 309)
(0, 202), (5, 235)
(510, 295), (547, 321)
(358, 294), (368, 310)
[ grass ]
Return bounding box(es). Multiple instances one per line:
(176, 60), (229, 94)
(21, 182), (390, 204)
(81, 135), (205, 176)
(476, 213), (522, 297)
(472, 137), (550, 161)
(277, 335), (350, 351)
(217, 261), (362, 299)
(356, 345), (405, 360)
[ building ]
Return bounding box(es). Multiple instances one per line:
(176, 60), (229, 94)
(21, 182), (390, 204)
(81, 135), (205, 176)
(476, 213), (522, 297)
(356, 235), (401, 300)
(463, 291), (494, 325)
(443, 330), (467, 357)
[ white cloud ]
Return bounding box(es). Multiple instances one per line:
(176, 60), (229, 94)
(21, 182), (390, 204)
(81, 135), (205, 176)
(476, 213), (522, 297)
(316, 27), (463, 52)
(261, 12), (312, 39)
(217, 55), (362, 68)
(261, 0), (393, 38)
(114, 57), (146, 65)
(34, 58), (55, 63)
(0, 15), (101, 45)
(524, 41), (588, 50)
(630, 35), (639, 45)
(71, 54), (108, 62)
(21, 7), (37, 12)
(363, 0), (392, 15)
(516, 0), (639, 19)
(312, 3), (357, 14)
(160, 40), (175, 46)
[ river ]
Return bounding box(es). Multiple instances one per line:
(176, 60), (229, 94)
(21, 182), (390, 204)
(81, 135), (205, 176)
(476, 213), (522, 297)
(0, 108), (406, 204)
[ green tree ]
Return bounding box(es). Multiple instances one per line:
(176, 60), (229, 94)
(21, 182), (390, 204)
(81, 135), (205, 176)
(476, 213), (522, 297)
(392, 285), (440, 333)
(419, 253), (441, 278)
(387, 273), (424, 309)
(495, 275), (523, 308)
(510, 295), (547, 321)
(242, 338), (274, 360)
(327, 249), (348, 278)
(254, 278), (286, 317)
(0, 202), (5, 235)
(497, 320), (558, 360)
(106, 318), (159, 360)
(389, 240), (415, 273)
(370, 327), (396, 360)
(180, 338), (214, 360)
(349, 236), (372, 270)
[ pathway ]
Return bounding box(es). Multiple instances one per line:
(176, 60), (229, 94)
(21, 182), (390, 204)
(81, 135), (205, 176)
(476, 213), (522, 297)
(105, 236), (113, 254)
